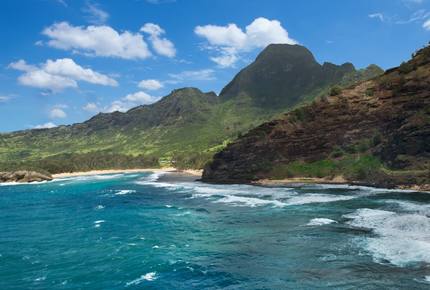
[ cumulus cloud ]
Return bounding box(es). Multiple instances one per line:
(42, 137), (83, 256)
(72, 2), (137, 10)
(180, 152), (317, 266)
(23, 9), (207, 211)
(9, 58), (117, 92)
(50, 107), (67, 119)
(34, 122), (57, 129)
(141, 23), (176, 57)
(195, 17), (297, 67)
(83, 102), (100, 112)
(107, 91), (158, 112)
(423, 19), (430, 30)
(138, 79), (163, 90)
(41, 22), (176, 59)
(42, 22), (151, 59)
(83, 2), (109, 25)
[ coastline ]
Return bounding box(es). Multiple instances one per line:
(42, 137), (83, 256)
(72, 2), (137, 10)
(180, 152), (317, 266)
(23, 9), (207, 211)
(52, 168), (203, 179)
(254, 176), (430, 192)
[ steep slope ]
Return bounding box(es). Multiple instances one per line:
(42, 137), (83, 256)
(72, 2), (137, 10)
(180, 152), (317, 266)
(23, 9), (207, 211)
(203, 45), (430, 189)
(0, 44), (383, 173)
(220, 44), (382, 108)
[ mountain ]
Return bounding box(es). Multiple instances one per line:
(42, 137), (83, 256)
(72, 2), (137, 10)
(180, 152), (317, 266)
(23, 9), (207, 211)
(0, 44), (382, 173)
(220, 44), (382, 108)
(202, 44), (430, 190)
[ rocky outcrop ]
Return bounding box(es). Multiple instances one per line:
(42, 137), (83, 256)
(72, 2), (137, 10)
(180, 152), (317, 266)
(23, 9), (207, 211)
(0, 171), (53, 183)
(203, 44), (430, 188)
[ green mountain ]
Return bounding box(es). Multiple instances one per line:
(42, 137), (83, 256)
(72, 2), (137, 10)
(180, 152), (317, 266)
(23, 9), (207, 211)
(202, 44), (430, 190)
(0, 44), (383, 173)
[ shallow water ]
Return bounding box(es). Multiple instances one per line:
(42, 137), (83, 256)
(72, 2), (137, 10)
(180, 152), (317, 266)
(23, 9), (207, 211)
(1, 172), (430, 289)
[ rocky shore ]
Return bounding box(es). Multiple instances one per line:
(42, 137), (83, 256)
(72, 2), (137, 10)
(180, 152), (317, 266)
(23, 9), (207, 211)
(0, 171), (53, 183)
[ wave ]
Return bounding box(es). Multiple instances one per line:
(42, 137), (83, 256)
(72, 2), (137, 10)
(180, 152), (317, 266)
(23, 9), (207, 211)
(0, 180), (50, 186)
(285, 193), (355, 206)
(214, 195), (285, 207)
(126, 272), (157, 286)
(384, 199), (430, 216)
(115, 190), (136, 195)
(307, 218), (337, 226)
(303, 183), (422, 193)
(134, 175), (386, 208)
(344, 208), (430, 267)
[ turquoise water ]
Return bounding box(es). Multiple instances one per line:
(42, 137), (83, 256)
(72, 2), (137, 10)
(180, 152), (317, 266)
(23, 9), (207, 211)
(1, 172), (430, 289)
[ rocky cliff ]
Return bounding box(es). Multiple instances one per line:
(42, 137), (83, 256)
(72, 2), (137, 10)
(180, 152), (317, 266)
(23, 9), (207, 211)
(203, 44), (430, 189)
(0, 171), (53, 183)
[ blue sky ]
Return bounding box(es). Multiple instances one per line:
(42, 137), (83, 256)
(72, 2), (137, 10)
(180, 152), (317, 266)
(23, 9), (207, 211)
(0, 0), (429, 132)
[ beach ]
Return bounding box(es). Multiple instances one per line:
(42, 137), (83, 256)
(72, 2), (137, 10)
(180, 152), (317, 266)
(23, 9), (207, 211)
(52, 168), (202, 179)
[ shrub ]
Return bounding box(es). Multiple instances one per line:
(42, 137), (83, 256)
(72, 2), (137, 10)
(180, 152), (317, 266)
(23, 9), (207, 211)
(399, 62), (414, 74)
(330, 146), (344, 158)
(365, 87), (375, 96)
(329, 86), (342, 96)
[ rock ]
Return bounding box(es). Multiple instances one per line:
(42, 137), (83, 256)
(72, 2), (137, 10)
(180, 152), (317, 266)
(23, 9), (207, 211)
(203, 44), (430, 188)
(0, 171), (53, 183)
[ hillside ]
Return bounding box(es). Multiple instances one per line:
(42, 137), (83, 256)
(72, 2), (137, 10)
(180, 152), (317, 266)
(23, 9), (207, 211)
(0, 44), (382, 173)
(202, 44), (430, 190)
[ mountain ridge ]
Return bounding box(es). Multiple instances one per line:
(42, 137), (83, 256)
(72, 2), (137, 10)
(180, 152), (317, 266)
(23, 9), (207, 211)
(0, 44), (383, 173)
(202, 44), (430, 189)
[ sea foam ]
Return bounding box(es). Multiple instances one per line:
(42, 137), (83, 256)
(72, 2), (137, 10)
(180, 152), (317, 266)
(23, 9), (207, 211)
(344, 208), (430, 266)
(307, 218), (337, 226)
(115, 190), (136, 195)
(126, 272), (157, 286)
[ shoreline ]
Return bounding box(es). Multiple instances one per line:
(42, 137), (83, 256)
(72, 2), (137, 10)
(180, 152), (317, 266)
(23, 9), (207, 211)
(254, 177), (430, 192)
(52, 168), (203, 179)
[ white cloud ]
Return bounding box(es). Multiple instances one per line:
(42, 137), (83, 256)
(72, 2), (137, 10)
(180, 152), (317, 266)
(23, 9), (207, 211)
(42, 22), (151, 60)
(34, 122), (57, 129)
(369, 13), (385, 22)
(44, 58), (117, 86)
(107, 91), (158, 112)
(124, 91), (154, 103)
(210, 54), (238, 68)
(195, 17), (297, 67)
(83, 102), (100, 112)
(0, 96), (10, 102)
(141, 23), (176, 57)
(9, 59), (37, 71)
(9, 58), (117, 92)
(168, 69), (215, 82)
(50, 107), (67, 119)
(138, 79), (163, 90)
(423, 19), (430, 30)
(396, 9), (430, 24)
(83, 2), (109, 25)
(19, 70), (77, 91)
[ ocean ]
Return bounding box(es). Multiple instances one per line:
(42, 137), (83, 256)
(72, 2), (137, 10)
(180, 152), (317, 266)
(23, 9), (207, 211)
(0, 172), (429, 289)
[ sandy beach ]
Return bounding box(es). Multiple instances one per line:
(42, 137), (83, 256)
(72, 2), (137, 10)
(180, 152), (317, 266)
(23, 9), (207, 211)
(53, 168), (202, 179)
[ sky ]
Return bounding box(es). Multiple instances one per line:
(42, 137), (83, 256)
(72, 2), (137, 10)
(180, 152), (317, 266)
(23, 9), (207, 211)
(0, 0), (429, 132)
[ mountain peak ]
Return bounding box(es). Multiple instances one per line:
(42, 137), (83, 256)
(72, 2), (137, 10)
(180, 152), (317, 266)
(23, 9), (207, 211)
(256, 43), (317, 63)
(219, 44), (363, 108)
(170, 87), (203, 95)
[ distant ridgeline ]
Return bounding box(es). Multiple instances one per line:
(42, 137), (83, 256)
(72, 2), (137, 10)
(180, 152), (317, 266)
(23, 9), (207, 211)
(0, 44), (383, 173)
(203, 44), (430, 190)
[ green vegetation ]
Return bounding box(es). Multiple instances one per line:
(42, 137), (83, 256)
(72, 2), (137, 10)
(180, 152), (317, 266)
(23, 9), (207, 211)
(0, 152), (159, 174)
(0, 44), (384, 173)
(269, 154), (382, 181)
(329, 85), (342, 96)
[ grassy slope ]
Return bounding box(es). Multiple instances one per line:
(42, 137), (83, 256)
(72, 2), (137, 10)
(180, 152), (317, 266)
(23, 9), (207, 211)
(0, 49), (383, 173)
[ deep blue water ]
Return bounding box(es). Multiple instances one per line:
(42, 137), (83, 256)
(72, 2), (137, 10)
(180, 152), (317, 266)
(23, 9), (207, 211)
(1, 172), (430, 289)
